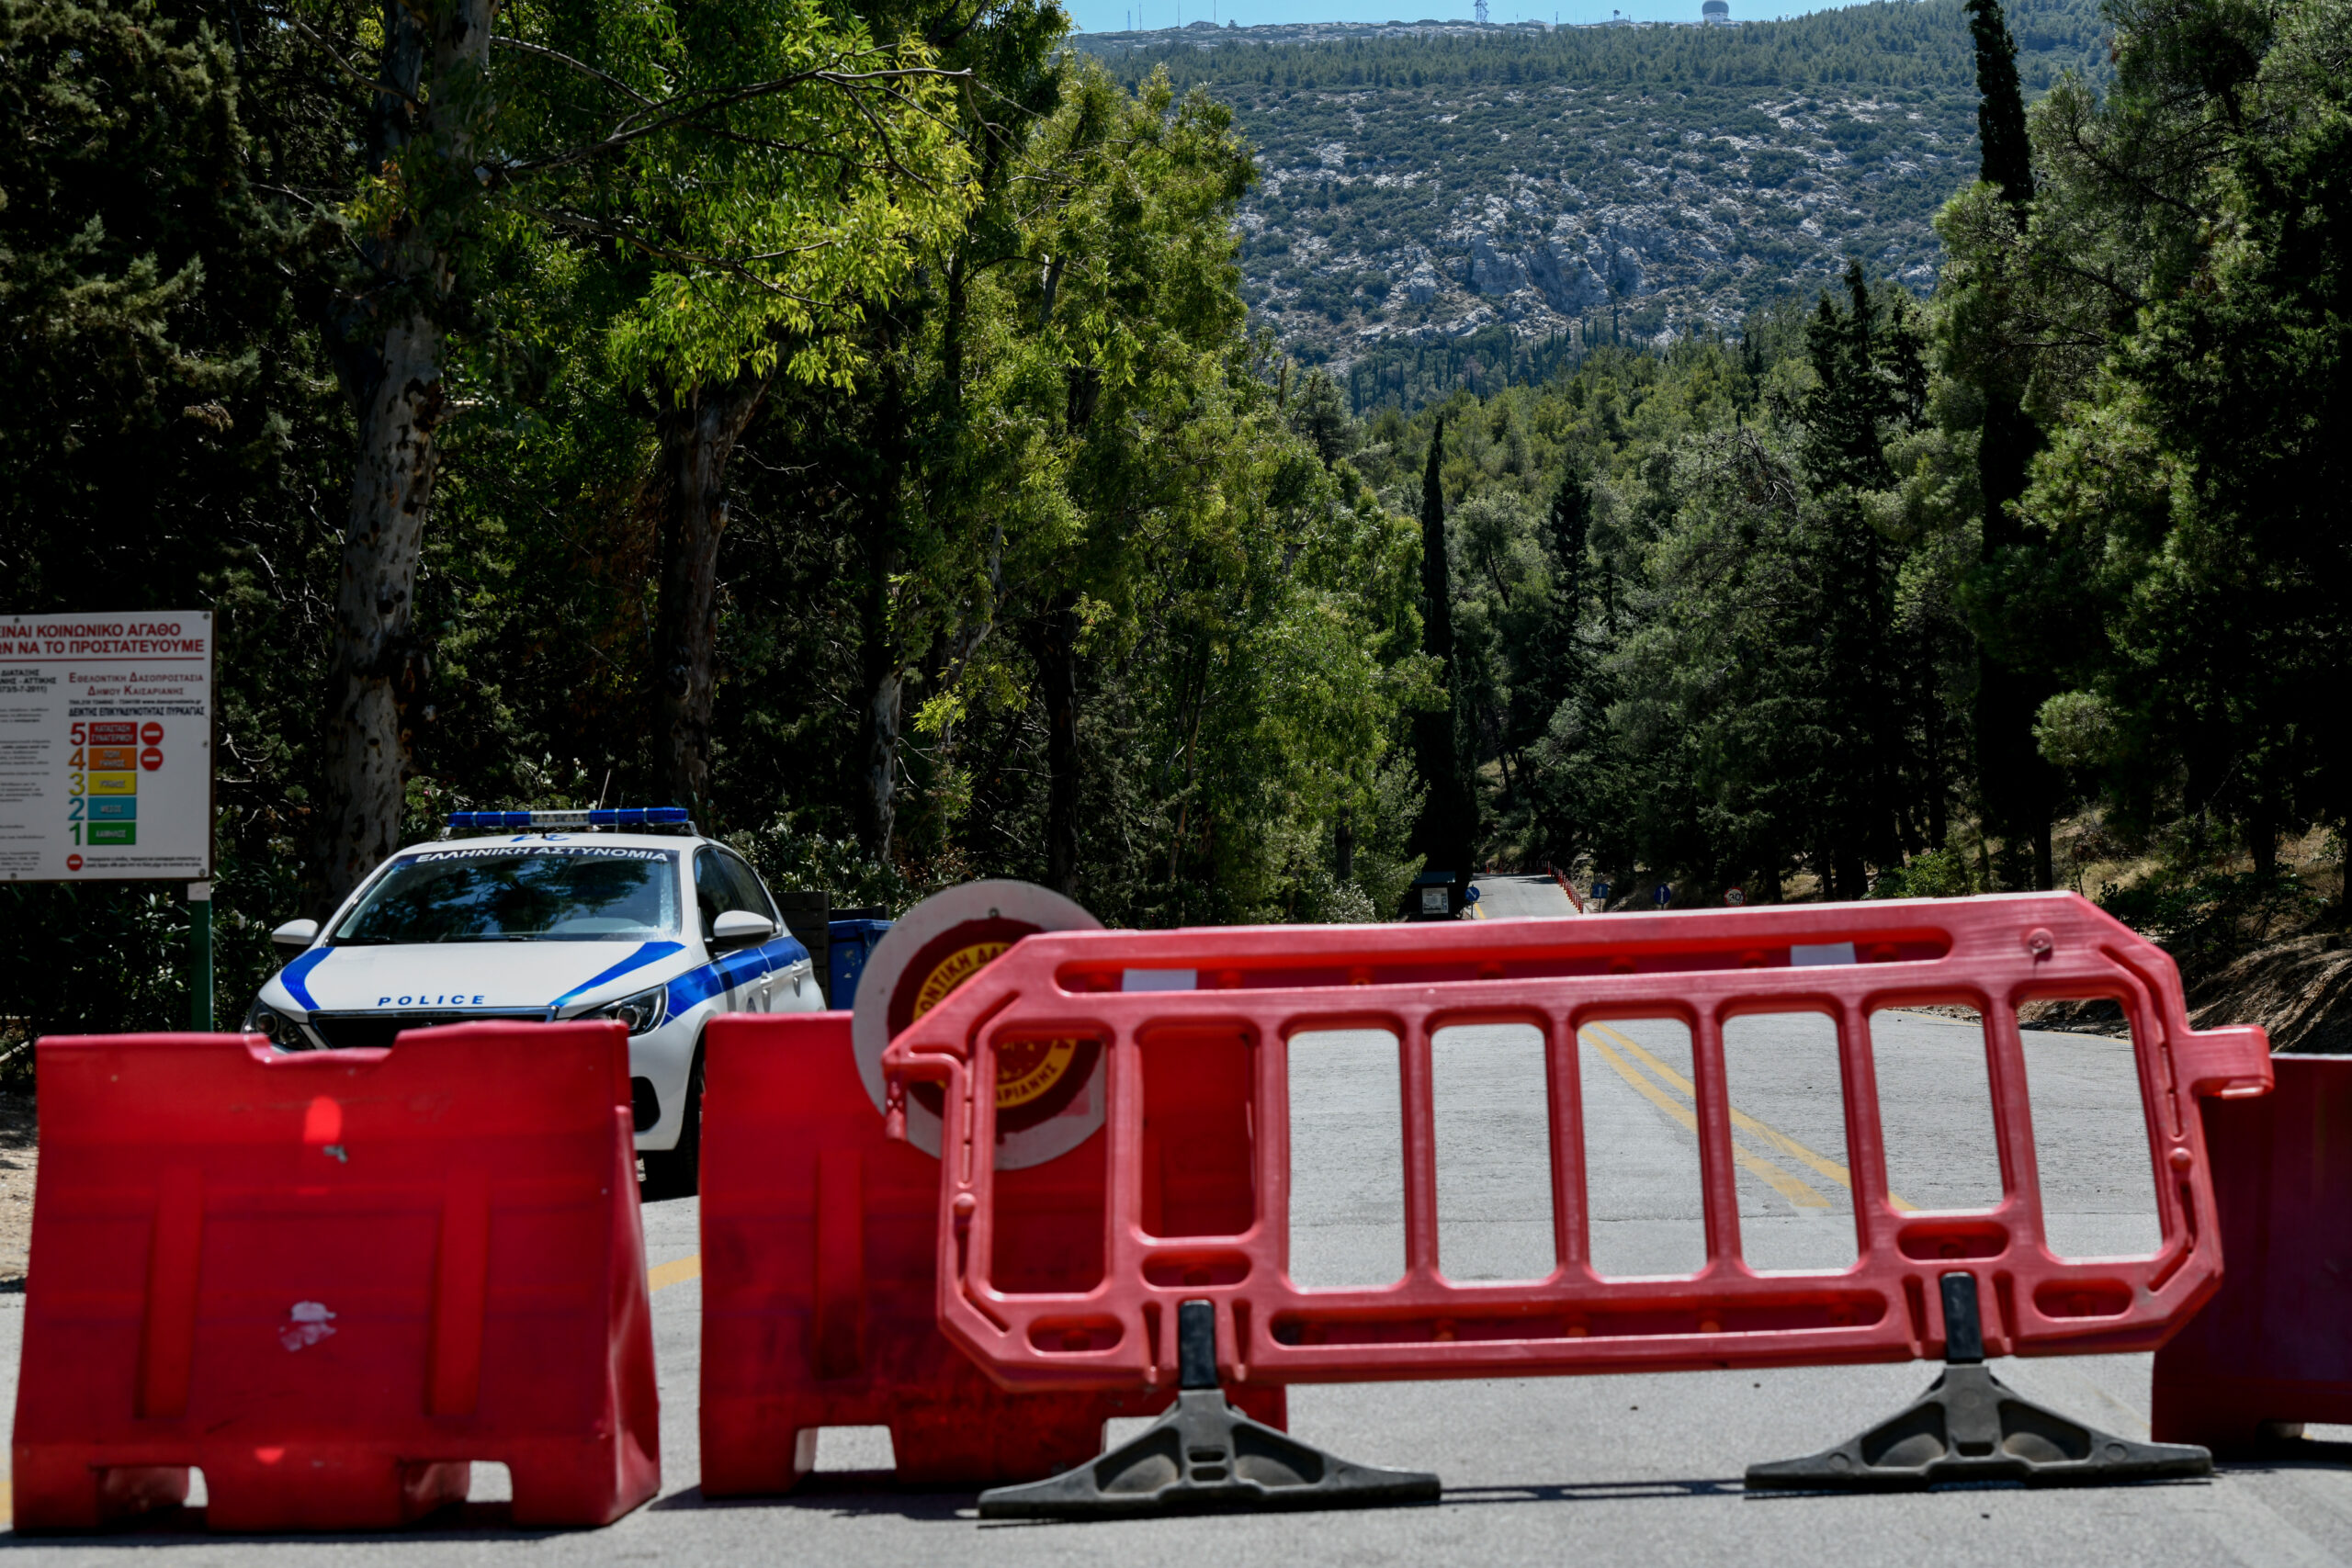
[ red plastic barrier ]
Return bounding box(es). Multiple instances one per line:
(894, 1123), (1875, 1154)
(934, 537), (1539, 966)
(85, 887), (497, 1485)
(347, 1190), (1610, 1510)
(2152, 1054), (2352, 1451)
(697, 1011), (1280, 1494)
(13, 1025), (659, 1532)
(881, 892), (2272, 1393)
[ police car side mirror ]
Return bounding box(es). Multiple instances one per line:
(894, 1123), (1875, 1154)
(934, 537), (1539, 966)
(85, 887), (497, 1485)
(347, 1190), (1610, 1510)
(712, 909), (775, 947)
(271, 919), (320, 950)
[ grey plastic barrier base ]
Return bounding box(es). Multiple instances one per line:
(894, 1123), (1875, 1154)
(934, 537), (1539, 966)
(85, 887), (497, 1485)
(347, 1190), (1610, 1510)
(1746, 1363), (2213, 1491)
(1747, 1274), (2212, 1492)
(977, 1387), (1442, 1519)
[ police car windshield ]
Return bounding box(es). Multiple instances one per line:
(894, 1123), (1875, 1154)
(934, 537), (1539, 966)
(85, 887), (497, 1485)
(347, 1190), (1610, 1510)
(330, 844), (682, 944)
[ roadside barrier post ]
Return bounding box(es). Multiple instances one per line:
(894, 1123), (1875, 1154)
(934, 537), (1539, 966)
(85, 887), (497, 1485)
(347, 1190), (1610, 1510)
(13, 1024), (660, 1532)
(699, 887), (1286, 1498)
(2150, 1054), (2352, 1452)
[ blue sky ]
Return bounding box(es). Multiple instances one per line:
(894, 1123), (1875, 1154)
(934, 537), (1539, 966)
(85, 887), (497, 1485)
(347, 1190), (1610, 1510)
(1070, 0), (1859, 36)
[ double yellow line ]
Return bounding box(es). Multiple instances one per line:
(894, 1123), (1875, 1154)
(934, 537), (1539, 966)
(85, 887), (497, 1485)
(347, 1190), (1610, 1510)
(1579, 1022), (1916, 1213)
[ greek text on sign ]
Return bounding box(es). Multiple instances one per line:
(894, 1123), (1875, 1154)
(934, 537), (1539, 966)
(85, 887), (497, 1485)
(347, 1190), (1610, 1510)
(0, 613), (213, 882)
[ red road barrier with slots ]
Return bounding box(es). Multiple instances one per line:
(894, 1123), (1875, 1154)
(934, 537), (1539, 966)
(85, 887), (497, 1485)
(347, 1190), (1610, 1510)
(880, 892), (2271, 1393)
(2151, 1054), (2352, 1451)
(13, 1025), (659, 1532)
(697, 1011), (1280, 1494)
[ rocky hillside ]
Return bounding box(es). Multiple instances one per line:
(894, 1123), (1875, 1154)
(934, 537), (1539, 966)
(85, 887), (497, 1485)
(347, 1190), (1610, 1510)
(1075, 0), (2107, 408)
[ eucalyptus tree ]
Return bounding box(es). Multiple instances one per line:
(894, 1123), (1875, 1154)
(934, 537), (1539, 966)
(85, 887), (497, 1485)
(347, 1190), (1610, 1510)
(295, 0), (975, 900)
(490, 0), (976, 823)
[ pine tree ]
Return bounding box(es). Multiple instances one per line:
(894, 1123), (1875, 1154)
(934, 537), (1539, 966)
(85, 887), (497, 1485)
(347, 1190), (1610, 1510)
(1802, 263), (1914, 897)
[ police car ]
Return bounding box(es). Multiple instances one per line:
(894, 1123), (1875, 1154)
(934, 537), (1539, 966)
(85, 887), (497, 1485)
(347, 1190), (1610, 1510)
(243, 807), (819, 1196)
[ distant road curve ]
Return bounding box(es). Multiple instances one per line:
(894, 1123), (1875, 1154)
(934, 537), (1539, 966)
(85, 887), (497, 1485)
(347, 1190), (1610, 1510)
(1467, 873), (1578, 919)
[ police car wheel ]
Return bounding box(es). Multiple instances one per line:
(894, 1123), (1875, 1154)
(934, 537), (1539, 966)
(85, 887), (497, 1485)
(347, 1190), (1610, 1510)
(639, 1042), (705, 1201)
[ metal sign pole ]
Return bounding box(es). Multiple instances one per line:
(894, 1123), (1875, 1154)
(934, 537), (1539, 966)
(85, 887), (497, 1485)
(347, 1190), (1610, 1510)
(188, 881), (212, 1032)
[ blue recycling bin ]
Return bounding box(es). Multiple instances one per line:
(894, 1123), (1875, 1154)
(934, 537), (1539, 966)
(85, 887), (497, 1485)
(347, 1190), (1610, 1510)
(827, 918), (894, 1009)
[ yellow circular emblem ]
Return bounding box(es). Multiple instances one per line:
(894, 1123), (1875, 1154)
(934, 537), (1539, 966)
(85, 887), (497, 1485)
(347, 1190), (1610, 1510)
(910, 941), (1086, 1111)
(911, 942), (1011, 1023)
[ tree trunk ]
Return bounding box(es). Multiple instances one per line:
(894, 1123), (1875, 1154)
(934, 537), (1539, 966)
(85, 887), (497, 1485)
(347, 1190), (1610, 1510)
(854, 331), (910, 862)
(315, 0), (490, 910)
(322, 311), (441, 905)
(1976, 395), (2052, 889)
(1032, 598), (1082, 900)
(2245, 808), (2278, 880)
(650, 369), (772, 818)
(857, 537), (902, 859)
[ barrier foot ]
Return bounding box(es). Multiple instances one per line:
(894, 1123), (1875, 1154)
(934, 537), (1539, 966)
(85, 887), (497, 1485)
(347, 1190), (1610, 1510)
(1746, 1275), (2212, 1492)
(977, 1303), (1441, 1519)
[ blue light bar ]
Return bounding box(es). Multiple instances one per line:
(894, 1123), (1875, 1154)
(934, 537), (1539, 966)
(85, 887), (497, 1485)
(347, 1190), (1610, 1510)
(446, 810), (541, 831)
(589, 807), (690, 828)
(443, 807), (694, 834)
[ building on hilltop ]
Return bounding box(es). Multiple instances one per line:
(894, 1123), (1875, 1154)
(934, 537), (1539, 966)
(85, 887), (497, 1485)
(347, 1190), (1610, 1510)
(1702, 0), (1731, 19)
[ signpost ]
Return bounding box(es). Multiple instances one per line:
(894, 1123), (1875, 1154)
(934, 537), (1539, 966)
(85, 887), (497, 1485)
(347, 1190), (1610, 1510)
(0, 612), (216, 1023)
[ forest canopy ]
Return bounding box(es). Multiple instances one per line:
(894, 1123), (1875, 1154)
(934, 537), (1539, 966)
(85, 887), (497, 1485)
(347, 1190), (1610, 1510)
(0, 0), (2343, 1042)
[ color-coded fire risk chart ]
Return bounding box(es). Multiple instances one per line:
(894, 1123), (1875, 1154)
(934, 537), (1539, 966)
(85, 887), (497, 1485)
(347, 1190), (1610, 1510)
(0, 612), (212, 882)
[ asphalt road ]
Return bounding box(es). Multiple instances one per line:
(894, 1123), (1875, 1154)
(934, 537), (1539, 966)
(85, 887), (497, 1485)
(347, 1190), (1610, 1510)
(3, 1003), (2347, 1564)
(1467, 872), (1580, 920)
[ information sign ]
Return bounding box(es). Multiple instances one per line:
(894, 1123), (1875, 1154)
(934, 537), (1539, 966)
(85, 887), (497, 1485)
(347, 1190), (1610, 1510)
(0, 613), (213, 881)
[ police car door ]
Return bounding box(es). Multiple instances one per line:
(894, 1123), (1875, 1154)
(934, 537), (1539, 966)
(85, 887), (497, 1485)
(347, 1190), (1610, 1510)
(714, 847), (794, 1010)
(694, 848), (770, 1012)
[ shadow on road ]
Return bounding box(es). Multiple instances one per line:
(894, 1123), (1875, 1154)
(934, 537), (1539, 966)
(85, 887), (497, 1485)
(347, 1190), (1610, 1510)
(648, 1476), (973, 1522)
(0, 1502), (570, 1546)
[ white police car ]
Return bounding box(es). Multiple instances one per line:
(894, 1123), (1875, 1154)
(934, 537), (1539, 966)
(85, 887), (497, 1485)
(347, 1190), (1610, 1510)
(243, 807), (819, 1196)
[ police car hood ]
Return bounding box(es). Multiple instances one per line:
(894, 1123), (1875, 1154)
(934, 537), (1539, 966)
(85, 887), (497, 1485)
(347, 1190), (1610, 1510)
(271, 939), (687, 1015)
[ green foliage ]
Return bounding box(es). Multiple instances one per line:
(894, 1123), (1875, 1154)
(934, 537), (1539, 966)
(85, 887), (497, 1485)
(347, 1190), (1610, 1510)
(1872, 846), (1979, 898)
(2002, 0), (2352, 875)
(2098, 866), (2324, 978)
(1, 0), (2341, 1048)
(729, 819), (916, 915)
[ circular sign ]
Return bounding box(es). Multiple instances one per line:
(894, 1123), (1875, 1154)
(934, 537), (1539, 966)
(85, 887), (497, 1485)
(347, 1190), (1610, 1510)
(1725, 886), (1746, 907)
(66, 854), (82, 872)
(140, 747), (164, 771)
(140, 722), (164, 745)
(1463, 885), (1482, 904)
(1654, 884), (1673, 908)
(851, 880), (1103, 1168)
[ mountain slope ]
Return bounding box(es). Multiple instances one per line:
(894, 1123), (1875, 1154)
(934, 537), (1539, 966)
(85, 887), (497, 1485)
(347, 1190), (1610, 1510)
(1075, 0), (2107, 406)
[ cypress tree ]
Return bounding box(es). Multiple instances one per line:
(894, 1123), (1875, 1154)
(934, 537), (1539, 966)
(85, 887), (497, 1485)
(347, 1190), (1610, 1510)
(1966, 0), (2054, 888)
(1409, 420), (1476, 905)
(1965, 0), (2035, 210)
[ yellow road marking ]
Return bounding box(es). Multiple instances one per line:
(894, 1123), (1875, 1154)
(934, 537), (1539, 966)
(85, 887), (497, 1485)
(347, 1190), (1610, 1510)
(1587, 1023), (1917, 1213)
(649, 1255), (702, 1292)
(1581, 1032), (1831, 1210)
(1469, 902), (1488, 919)
(2, 1476), (11, 1528)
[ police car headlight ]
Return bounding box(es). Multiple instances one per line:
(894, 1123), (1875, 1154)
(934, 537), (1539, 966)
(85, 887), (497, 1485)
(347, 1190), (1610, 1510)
(246, 1001), (305, 1048)
(597, 985), (668, 1036)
